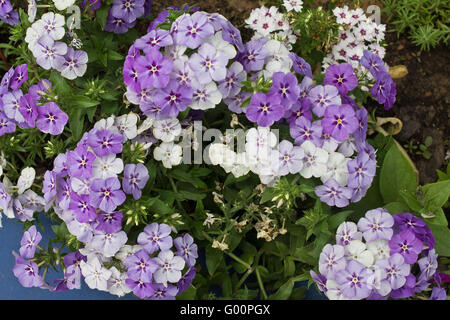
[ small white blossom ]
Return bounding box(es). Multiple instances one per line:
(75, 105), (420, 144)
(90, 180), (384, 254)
(80, 256), (112, 291)
(17, 167), (36, 194)
(153, 142), (183, 168)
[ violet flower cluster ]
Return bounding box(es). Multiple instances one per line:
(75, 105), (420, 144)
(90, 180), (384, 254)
(104, 0), (152, 34)
(0, 64), (68, 136)
(0, 0), (19, 26)
(24, 11), (88, 80)
(311, 208), (446, 300)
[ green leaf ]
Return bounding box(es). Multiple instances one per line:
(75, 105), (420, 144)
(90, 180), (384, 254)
(379, 142), (418, 203)
(68, 108), (84, 142)
(176, 285), (197, 300)
(96, 6), (109, 30)
(270, 279), (294, 300)
(384, 202), (411, 215)
(107, 50), (123, 61)
(72, 95), (101, 108)
(205, 246), (224, 276)
(399, 189), (423, 212)
(327, 210), (353, 231)
(260, 187), (275, 204)
(427, 224), (450, 256)
(422, 180), (450, 210)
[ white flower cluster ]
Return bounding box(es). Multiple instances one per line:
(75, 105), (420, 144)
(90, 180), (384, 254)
(24, 11), (88, 80)
(323, 6), (386, 77)
(244, 6), (297, 50)
(208, 128), (356, 187)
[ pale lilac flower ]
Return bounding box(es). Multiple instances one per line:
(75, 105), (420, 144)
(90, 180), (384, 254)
(107, 266), (132, 297)
(152, 118), (181, 143)
(34, 12), (65, 40)
(56, 177), (72, 210)
(310, 270), (327, 293)
(360, 50), (387, 78)
(418, 249), (438, 280)
(69, 192), (97, 223)
(89, 177), (126, 213)
(375, 253), (410, 290)
(92, 154), (124, 180)
(173, 12), (214, 49)
(125, 271), (155, 299)
(18, 190), (45, 212)
(315, 178), (352, 208)
(190, 82), (222, 110)
(319, 244), (346, 279)
(271, 140), (304, 175)
(177, 267), (196, 294)
(125, 249), (158, 282)
(32, 36), (67, 70)
(67, 145), (96, 178)
(58, 47), (88, 80)
(224, 91), (250, 114)
(19, 225), (42, 259)
(290, 117), (323, 147)
(123, 163), (149, 200)
(135, 28), (173, 53)
(174, 234), (198, 267)
(2, 89), (25, 123)
(0, 113), (16, 136)
(137, 223), (173, 254)
(13, 256), (44, 288)
(13, 199), (35, 222)
(358, 208), (394, 242)
(90, 228), (128, 257)
(336, 222), (362, 246)
(150, 283), (178, 300)
(42, 170), (57, 203)
(96, 211), (123, 234)
(152, 80), (193, 119)
(335, 260), (374, 299)
(347, 152), (376, 189)
(284, 98), (312, 125)
(19, 93), (38, 128)
(115, 113), (138, 141)
(10, 64), (28, 91)
(189, 43), (228, 84)
(36, 102), (68, 135)
(111, 0), (144, 23)
(153, 250), (186, 286)
(307, 85), (341, 117)
(289, 53), (312, 78)
(237, 37), (269, 72)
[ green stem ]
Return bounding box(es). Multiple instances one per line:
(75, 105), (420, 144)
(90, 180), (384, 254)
(255, 267), (268, 300)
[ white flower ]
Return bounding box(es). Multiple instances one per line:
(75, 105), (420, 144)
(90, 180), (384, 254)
(115, 113), (138, 141)
(208, 143), (231, 166)
(70, 177), (90, 195)
(338, 136), (357, 157)
(53, 0), (76, 11)
(153, 142), (183, 168)
(115, 244), (143, 262)
(80, 257), (112, 291)
(325, 280), (347, 300)
(191, 82), (222, 110)
(299, 141), (329, 179)
(107, 266), (132, 297)
(25, 24), (41, 51)
(17, 167), (36, 194)
(320, 152), (350, 186)
(27, 0), (37, 23)
(153, 118), (182, 142)
(206, 31), (236, 60)
(34, 12), (66, 41)
(245, 127), (278, 162)
(94, 115), (118, 133)
(344, 240), (374, 267)
(263, 40), (292, 79)
(366, 239), (390, 261)
(92, 154), (124, 180)
(333, 6), (351, 25)
(283, 0), (303, 12)
(136, 117), (154, 135)
(18, 190), (45, 212)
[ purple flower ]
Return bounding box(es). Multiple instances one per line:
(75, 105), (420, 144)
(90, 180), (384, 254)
(318, 244), (346, 278)
(13, 256), (44, 288)
(307, 85), (341, 117)
(289, 53), (313, 78)
(67, 145), (96, 178)
(111, 0), (145, 23)
(224, 91), (250, 114)
(370, 72), (396, 110)
(322, 104), (359, 142)
(310, 270), (327, 293)
(0, 182), (11, 211)
(28, 79), (52, 102)
(189, 43), (228, 84)
(125, 249), (158, 282)
(135, 47), (172, 89)
(315, 178), (353, 207)
(375, 253), (410, 290)
(95, 211), (123, 233)
(56, 178), (72, 210)
(0, 0), (12, 16)
(324, 63), (358, 94)
(430, 287), (447, 300)
(237, 38), (269, 72)
(418, 249), (438, 280)
(150, 283), (178, 300)
(137, 222), (173, 254)
(89, 177), (126, 213)
(135, 28), (173, 53)
(58, 47), (88, 80)
(10, 64), (28, 91)
(271, 140), (304, 175)
(81, 0), (102, 10)
(347, 152), (376, 189)
(335, 260), (374, 299)
(0, 10), (18, 26)
(153, 80), (193, 119)
(389, 273), (416, 298)
(177, 267), (196, 294)
(69, 192), (97, 223)
(19, 226), (42, 259)
(125, 274), (154, 299)
(123, 163), (149, 200)
(360, 50), (387, 78)
(290, 117), (323, 147)
(268, 72), (300, 107)
(36, 102), (68, 135)
(87, 129), (123, 157)
(284, 98), (312, 125)
(174, 234), (198, 267)
(105, 13), (135, 34)
(357, 208), (394, 242)
(18, 94), (38, 128)
(32, 36), (67, 70)
(173, 12), (214, 49)
(13, 199), (34, 222)
(389, 229), (423, 264)
(0, 112), (16, 136)
(353, 107), (368, 143)
(42, 170), (57, 203)
(153, 250), (185, 285)
(245, 92), (284, 127)
(220, 18), (244, 51)
(392, 212), (434, 248)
